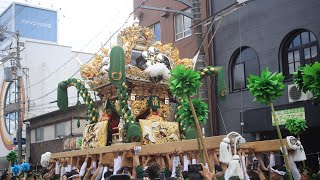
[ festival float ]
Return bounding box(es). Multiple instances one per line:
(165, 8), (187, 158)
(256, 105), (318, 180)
(48, 22), (301, 174)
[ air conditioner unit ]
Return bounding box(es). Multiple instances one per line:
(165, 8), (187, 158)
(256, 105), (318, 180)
(288, 84), (313, 103)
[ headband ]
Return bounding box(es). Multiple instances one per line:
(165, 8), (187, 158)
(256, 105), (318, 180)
(271, 167), (286, 176)
(67, 174), (79, 179)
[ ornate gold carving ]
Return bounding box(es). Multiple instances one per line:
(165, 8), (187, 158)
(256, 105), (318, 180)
(153, 42), (192, 69)
(120, 26), (155, 64)
(80, 64), (98, 79)
(82, 121), (108, 149)
(146, 113), (164, 122)
(157, 102), (170, 121)
(139, 120), (180, 144)
(130, 99), (148, 117)
(126, 66), (143, 75)
(176, 58), (192, 69)
(92, 54), (103, 67)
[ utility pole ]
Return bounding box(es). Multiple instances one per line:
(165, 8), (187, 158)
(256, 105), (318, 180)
(16, 31), (23, 164)
(192, 0), (211, 136)
(0, 28), (24, 163)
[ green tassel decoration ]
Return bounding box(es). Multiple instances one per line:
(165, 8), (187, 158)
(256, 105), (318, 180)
(57, 78), (99, 124)
(57, 81), (69, 111)
(185, 127), (197, 140)
(198, 66), (226, 98)
(109, 46), (126, 86)
(77, 92), (81, 128)
(127, 123), (142, 142)
(106, 46), (142, 142)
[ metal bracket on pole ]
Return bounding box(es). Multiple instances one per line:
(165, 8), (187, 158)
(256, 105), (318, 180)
(140, 5), (194, 18)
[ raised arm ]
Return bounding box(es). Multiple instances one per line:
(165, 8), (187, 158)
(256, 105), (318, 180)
(101, 166), (108, 180)
(165, 154), (172, 171)
(55, 159), (61, 175)
(213, 150), (220, 166)
(190, 151), (197, 165)
(113, 151), (122, 175)
(66, 157), (73, 172)
(120, 151), (128, 169)
(48, 162), (54, 171)
(132, 147), (142, 179)
(269, 152), (275, 169)
(91, 163), (103, 180)
(91, 155), (97, 174)
(257, 153), (268, 172)
(183, 153), (190, 172)
(83, 164), (93, 180)
(256, 164), (267, 180)
(76, 156), (80, 170)
(79, 153), (89, 177)
(143, 155), (152, 169)
(60, 158), (67, 180)
(199, 163), (215, 180)
(94, 155), (104, 180)
(288, 151), (301, 180)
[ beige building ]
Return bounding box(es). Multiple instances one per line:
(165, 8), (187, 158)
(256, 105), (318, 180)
(24, 102), (102, 165)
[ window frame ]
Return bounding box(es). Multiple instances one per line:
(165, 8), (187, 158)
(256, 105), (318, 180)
(55, 121), (66, 138)
(229, 46), (260, 92)
(35, 127), (44, 142)
(149, 22), (161, 43)
(174, 9), (192, 41)
(281, 30), (319, 79)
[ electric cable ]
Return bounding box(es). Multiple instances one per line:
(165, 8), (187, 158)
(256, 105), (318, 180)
(28, 0), (151, 103)
(26, 8), (125, 89)
(238, 8), (244, 136)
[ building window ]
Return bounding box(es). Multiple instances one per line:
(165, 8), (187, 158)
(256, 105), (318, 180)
(281, 30), (319, 78)
(55, 122), (66, 138)
(36, 127), (44, 142)
(230, 47), (260, 91)
(149, 22), (161, 42)
(174, 9), (192, 41)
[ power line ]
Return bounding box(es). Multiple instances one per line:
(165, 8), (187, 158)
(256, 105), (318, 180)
(0, 93), (81, 117)
(29, 88), (56, 101)
(1, 4), (26, 29)
(26, 4), (130, 89)
(28, 0), (151, 103)
(69, 0), (149, 78)
(28, 94), (86, 109)
(0, 0), (151, 120)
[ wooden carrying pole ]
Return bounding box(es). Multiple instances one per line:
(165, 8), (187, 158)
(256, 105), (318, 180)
(50, 136), (290, 165)
(188, 96), (212, 172)
(270, 103), (293, 180)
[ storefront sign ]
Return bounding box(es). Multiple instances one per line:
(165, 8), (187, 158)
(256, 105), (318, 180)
(14, 4), (58, 42)
(271, 107), (305, 126)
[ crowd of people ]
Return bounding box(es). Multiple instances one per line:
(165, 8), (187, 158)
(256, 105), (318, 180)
(2, 146), (320, 180)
